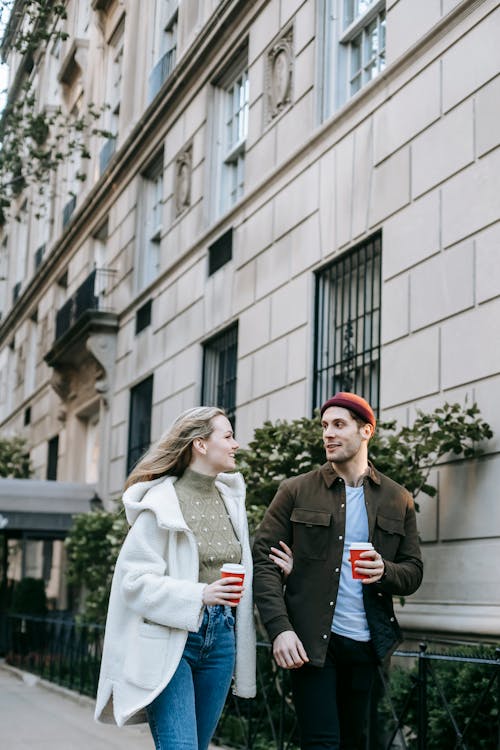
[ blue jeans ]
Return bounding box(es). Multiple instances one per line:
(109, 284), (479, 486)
(146, 605), (236, 750)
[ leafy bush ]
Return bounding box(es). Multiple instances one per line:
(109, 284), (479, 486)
(0, 436), (32, 478)
(64, 402), (492, 622)
(65, 509), (128, 623)
(238, 402), (492, 532)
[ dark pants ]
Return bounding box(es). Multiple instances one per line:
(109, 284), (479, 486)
(290, 633), (377, 750)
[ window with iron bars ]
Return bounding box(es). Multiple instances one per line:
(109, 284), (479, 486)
(127, 375), (154, 475)
(202, 323), (238, 427)
(313, 233), (381, 413)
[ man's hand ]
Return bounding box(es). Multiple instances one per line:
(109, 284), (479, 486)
(356, 548), (385, 584)
(273, 630), (309, 669)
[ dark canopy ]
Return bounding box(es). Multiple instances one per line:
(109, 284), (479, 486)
(0, 478), (100, 536)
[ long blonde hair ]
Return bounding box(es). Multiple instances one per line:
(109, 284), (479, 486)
(125, 406), (226, 489)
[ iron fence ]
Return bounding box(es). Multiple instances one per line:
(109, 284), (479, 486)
(5, 613), (103, 697)
(4, 615), (500, 749)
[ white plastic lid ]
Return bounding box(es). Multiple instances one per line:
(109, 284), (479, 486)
(220, 563), (245, 573)
(349, 542), (373, 550)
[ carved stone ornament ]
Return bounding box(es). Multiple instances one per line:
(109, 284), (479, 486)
(175, 143), (193, 217)
(266, 27), (294, 122)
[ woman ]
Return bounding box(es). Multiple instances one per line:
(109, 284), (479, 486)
(94, 406), (256, 750)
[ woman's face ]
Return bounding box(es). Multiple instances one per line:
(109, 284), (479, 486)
(202, 415), (239, 473)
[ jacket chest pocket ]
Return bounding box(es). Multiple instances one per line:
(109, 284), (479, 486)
(374, 514), (405, 559)
(291, 508), (332, 560)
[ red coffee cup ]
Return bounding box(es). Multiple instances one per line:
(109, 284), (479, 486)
(220, 563), (245, 605)
(349, 542), (374, 579)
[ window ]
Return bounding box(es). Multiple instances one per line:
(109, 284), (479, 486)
(320, 0), (386, 117)
(135, 299), (152, 334)
(313, 233), (381, 412)
(100, 18), (124, 171)
(47, 435), (59, 480)
(0, 237), (8, 319)
(13, 202), (28, 301)
(138, 153), (164, 290)
(149, 1), (178, 101)
(127, 375), (154, 475)
(208, 228), (233, 276)
(202, 323), (238, 426)
(212, 51), (249, 217)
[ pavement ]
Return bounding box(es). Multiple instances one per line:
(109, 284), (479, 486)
(0, 662), (154, 749)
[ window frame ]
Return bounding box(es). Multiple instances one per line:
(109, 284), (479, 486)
(211, 48), (249, 219)
(137, 151), (164, 291)
(127, 375), (154, 475)
(201, 322), (239, 426)
(313, 233), (382, 414)
(319, 0), (386, 119)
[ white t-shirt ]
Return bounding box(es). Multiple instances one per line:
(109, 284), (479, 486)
(331, 484), (371, 641)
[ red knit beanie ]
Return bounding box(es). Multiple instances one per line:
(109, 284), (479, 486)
(320, 392), (376, 428)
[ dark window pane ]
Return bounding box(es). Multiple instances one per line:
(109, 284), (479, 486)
(136, 299), (152, 334)
(313, 233), (381, 414)
(47, 435), (59, 480)
(127, 375), (154, 475)
(208, 228), (233, 276)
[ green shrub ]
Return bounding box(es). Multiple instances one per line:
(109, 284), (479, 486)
(238, 402), (492, 532)
(65, 508), (128, 623)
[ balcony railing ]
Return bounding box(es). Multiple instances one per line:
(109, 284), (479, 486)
(4, 615), (500, 750)
(54, 268), (115, 342)
(148, 47), (176, 102)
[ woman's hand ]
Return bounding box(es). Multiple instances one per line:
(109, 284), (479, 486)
(269, 540), (293, 580)
(202, 577), (244, 606)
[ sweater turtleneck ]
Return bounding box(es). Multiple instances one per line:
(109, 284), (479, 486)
(175, 467), (242, 584)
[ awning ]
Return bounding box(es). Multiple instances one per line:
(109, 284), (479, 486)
(0, 478), (101, 534)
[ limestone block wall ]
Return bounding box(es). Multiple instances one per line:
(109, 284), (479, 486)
(0, 0), (499, 637)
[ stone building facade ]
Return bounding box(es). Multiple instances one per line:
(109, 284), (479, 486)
(1, 0), (500, 635)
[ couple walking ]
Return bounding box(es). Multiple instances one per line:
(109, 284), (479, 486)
(95, 392), (423, 750)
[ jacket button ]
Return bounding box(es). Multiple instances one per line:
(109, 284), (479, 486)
(322, 634), (328, 639)
(378, 592), (383, 597)
(341, 504), (345, 508)
(335, 568), (340, 573)
(329, 601), (334, 606)
(339, 535), (343, 540)
(390, 617), (395, 622)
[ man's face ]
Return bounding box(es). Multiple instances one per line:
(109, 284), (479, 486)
(321, 406), (371, 464)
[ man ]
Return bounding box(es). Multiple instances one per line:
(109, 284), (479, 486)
(252, 392), (423, 750)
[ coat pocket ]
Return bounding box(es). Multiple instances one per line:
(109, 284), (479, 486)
(123, 620), (169, 690)
(291, 508), (332, 560)
(374, 514), (405, 559)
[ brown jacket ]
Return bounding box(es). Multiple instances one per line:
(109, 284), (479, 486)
(252, 462), (423, 666)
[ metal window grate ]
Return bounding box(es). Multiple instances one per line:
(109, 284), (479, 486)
(313, 233), (381, 413)
(127, 375), (154, 475)
(202, 323), (238, 425)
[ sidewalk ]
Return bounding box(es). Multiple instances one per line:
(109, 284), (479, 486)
(0, 663), (153, 749)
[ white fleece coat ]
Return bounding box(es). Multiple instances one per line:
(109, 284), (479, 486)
(94, 472), (256, 727)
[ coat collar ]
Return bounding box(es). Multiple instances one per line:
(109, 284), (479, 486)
(123, 471), (246, 532)
(319, 460), (381, 488)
